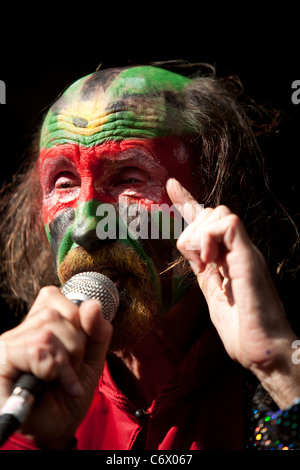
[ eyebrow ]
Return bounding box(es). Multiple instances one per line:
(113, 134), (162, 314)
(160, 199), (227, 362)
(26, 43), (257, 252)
(100, 148), (164, 173)
(39, 155), (79, 184)
(40, 146), (165, 176)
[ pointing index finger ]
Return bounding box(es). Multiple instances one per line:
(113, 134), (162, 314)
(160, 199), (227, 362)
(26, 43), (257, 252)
(166, 178), (203, 225)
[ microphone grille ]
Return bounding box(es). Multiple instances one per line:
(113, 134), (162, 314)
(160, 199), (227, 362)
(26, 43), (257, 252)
(61, 271), (119, 322)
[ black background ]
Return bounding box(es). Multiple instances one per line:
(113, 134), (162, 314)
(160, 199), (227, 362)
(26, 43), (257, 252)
(0, 32), (299, 196)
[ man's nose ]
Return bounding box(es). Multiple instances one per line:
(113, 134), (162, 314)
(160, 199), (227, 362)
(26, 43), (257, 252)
(71, 200), (113, 250)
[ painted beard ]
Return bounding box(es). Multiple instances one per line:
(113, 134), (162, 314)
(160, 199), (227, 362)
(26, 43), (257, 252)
(57, 243), (161, 351)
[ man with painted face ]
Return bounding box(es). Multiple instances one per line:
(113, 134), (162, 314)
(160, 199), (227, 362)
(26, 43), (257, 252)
(0, 64), (299, 450)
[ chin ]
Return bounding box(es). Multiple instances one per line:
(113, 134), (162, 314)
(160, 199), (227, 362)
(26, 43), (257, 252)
(108, 277), (161, 351)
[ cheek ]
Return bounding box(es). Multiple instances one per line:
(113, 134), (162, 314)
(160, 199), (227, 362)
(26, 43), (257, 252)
(47, 209), (75, 266)
(117, 184), (170, 211)
(43, 193), (78, 225)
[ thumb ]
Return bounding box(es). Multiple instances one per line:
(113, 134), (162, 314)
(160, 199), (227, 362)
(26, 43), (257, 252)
(79, 299), (113, 368)
(166, 178), (224, 301)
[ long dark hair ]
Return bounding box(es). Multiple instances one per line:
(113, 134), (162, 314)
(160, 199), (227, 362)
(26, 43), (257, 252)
(0, 62), (299, 331)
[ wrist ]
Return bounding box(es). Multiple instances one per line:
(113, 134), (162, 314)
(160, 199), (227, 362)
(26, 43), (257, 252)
(250, 336), (300, 409)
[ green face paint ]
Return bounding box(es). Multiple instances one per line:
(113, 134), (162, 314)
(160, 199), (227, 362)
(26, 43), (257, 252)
(40, 66), (191, 148)
(53, 199), (162, 299)
(40, 67), (196, 343)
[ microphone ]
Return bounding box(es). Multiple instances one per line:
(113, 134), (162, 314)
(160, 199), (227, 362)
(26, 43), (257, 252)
(61, 271), (119, 322)
(0, 271), (119, 446)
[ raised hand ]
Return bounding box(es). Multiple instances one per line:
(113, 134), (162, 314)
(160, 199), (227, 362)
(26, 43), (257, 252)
(167, 178), (300, 408)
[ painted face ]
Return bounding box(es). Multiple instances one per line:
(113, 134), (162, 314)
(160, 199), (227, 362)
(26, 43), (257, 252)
(39, 66), (197, 349)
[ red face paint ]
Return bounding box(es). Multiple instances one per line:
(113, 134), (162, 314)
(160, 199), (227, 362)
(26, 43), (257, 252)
(40, 136), (198, 226)
(39, 67), (201, 334)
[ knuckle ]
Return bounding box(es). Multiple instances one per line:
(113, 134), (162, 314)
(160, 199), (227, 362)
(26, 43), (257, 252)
(176, 234), (188, 253)
(36, 355), (58, 381)
(216, 204), (232, 215)
(53, 350), (68, 367)
(203, 207), (213, 214)
(226, 213), (241, 228)
(208, 205), (232, 221)
(30, 328), (56, 350)
(26, 331), (66, 381)
(203, 230), (213, 243)
(198, 207), (213, 219)
(176, 236), (184, 251)
(224, 214), (244, 247)
(38, 308), (60, 325)
(39, 285), (61, 300)
(64, 302), (80, 324)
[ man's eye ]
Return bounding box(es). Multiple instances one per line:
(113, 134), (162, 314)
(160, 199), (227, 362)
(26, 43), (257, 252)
(54, 172), (80, 190)
(117, 177), (141, 185)
(56, 181), (73, 189)
(115, 168), (148, 186)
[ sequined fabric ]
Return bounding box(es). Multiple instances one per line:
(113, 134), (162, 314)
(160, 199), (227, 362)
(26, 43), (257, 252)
(251, 396), (300, 450)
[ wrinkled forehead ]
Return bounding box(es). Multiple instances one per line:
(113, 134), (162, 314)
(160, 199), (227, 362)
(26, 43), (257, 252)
(40, 66), (191, 148)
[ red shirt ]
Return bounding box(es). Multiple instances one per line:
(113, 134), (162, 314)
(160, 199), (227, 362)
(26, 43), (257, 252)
(1, 326), (246, 450)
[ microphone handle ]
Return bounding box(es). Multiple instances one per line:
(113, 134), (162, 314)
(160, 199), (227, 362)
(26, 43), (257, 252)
(0, 373), (45, 446)
(0, 299), (84, 446)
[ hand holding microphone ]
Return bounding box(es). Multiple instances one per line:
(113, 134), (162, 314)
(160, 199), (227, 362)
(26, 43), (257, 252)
(0, 272), (118, 448)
